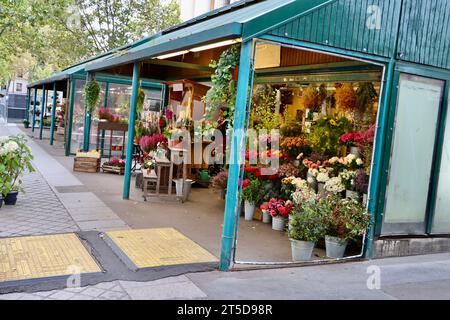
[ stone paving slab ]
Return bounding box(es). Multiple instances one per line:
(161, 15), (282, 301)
(0, 172), (79, 237)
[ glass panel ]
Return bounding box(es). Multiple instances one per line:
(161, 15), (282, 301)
(70, 79), (86, 154)
(432, 91), (450, 234)
(382, 74), (444, 235)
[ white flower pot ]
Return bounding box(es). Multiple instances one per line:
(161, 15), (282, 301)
(262, 210), (272, 224)
(325, 236), (348, 259)
(290, 239), (316, 262)
(272, 216), (287, 231)
(244, 201), (256, 221)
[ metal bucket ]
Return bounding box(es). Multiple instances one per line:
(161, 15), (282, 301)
(290, 239), (316, 262)
(325, 236), (348, 259)
(244, 201), (256, 221)
(272, 216), (287, 231)
(262, 211), (272, 224)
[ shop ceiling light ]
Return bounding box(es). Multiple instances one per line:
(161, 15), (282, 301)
(156, 50), (189, 60)
(189, 39), (242, 52)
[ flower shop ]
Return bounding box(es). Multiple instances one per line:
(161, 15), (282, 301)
(28, 0), (450, 270)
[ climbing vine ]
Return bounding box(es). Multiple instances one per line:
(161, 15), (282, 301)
(203, 44), (241, 127)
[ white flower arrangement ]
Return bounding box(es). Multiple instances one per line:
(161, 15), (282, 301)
(316, 171), (330, 183)
(324, 177), (345, 194)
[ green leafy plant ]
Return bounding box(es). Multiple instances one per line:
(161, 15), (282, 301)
(84, 80), (101, 113)
(323, 195), (372, 242)
(309, 116), (353, 156)
(241, 179), (265, 205)
(137, 88), (145, 115)
(251, 87), (282, 131)
(289, 203), (327, 242)
(0, 135), (35, 196)
(203, 44), (241, 127)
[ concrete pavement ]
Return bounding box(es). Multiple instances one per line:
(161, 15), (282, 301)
(1, 253), (450, 300)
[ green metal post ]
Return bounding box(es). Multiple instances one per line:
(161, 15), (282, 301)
(83, 74), (93, 152)
(219, 41), (253, 271)
(25, 89), (31, 122)
(39, 85), (46, 140)
(50, 82), (58, 146)
(122, 62), (140, 200)
(32, 88), (38, 132)
(100, 82), (109, 153)
(364, 61), (396, 259)
(65, 80), (76, 156)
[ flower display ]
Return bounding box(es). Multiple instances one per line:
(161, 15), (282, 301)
(104, 158), (125, 168)
(98, 108), (113, 121)
(324, 177), (345, 194)
(211, 170), (228, 191)
(280, 137), (310, 160)
(139, 133), (168, 154)
(316, 171), (331, 183)
(277, 163), (301, 178)
(268, 198), (294, 219)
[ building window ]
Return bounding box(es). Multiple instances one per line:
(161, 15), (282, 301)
(16, 83), (23, 92)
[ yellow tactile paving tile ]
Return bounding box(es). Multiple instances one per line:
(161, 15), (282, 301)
(0, 234), (101, 283)
(106, 228), (218, 269)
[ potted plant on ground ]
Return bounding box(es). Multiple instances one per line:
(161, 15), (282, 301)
(268, 198), (293, 231)
(260, 202), (271, 224)
(323, 195), (371, 259)
(211, 170), (228, 200)
(22, 119), (30, 129)
(241, 179), (264, 221)
(0, 135), (34, 207)
(288, 202), (326, 262)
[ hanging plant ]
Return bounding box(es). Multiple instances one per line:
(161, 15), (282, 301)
(335, 83), (357, 111)
(356, 82), (378, 119)
(299, 85), (320, 111)
(203, 44), (241, 127)
(84, 80), (101, 114)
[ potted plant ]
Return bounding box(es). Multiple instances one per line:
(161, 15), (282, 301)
(0, 135), (34, 206)
(355, 169), (370, 206)
(268, 198), (293, 231)
(143, 158), (156, 174)
(323, 195), (372, 259)
(241, 179), (264, 221)
(22, 119), (30, 129)
(211, 170), (228, 200)
(288, 204), (326, 262)
(339, 169), (358, 200)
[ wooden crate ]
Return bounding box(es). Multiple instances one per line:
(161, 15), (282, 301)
(102, 165), (125, 175)
(74, 157), (100, 173)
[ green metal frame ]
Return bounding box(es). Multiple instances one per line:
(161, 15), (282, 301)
(65, 79), (76, 156)
(32, 88), (38, 132)
(122, 62), (141, 200)
(25, 89), (31, 122)
(220, 40), (254, 271)
(39, 85), (46, 140)
(50, 82), (58, 145)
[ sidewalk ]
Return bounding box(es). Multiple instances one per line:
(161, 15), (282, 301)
(1, 252), (450, 300)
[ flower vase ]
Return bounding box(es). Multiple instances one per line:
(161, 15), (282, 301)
(307, 172), (318, 192)
(317, 183), (326, 194)
(262, 210), (271, 224)
(272, 216), (287, 231)
(350, 146), (361, 158)
(363, 193), (368, 206)
(292, 160), (300, 167)
(244, 201), (256, 221)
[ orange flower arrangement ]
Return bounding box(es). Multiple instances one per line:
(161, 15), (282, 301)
(335, 83), (357, 111)
(280, 137), (310, 160)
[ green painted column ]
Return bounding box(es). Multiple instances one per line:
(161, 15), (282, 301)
(65, 80), (76, 156)
(100, 82), (109, 153)
(39, 85), (46, 140)
(31, 88), (38, 132)
(219, 41), (253, 271)
(50, 82), (58, 146)
(364, 60), (396, 259)
(25, 89), (31, 122)
(123, 62), (140, 200)
(83, 74), (93, 152)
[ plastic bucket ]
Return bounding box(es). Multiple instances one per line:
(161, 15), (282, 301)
(325, 236), (348, 259)
(290, 239), (316, 262)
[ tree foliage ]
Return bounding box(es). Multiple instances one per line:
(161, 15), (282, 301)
(0, 0), (180, 86)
